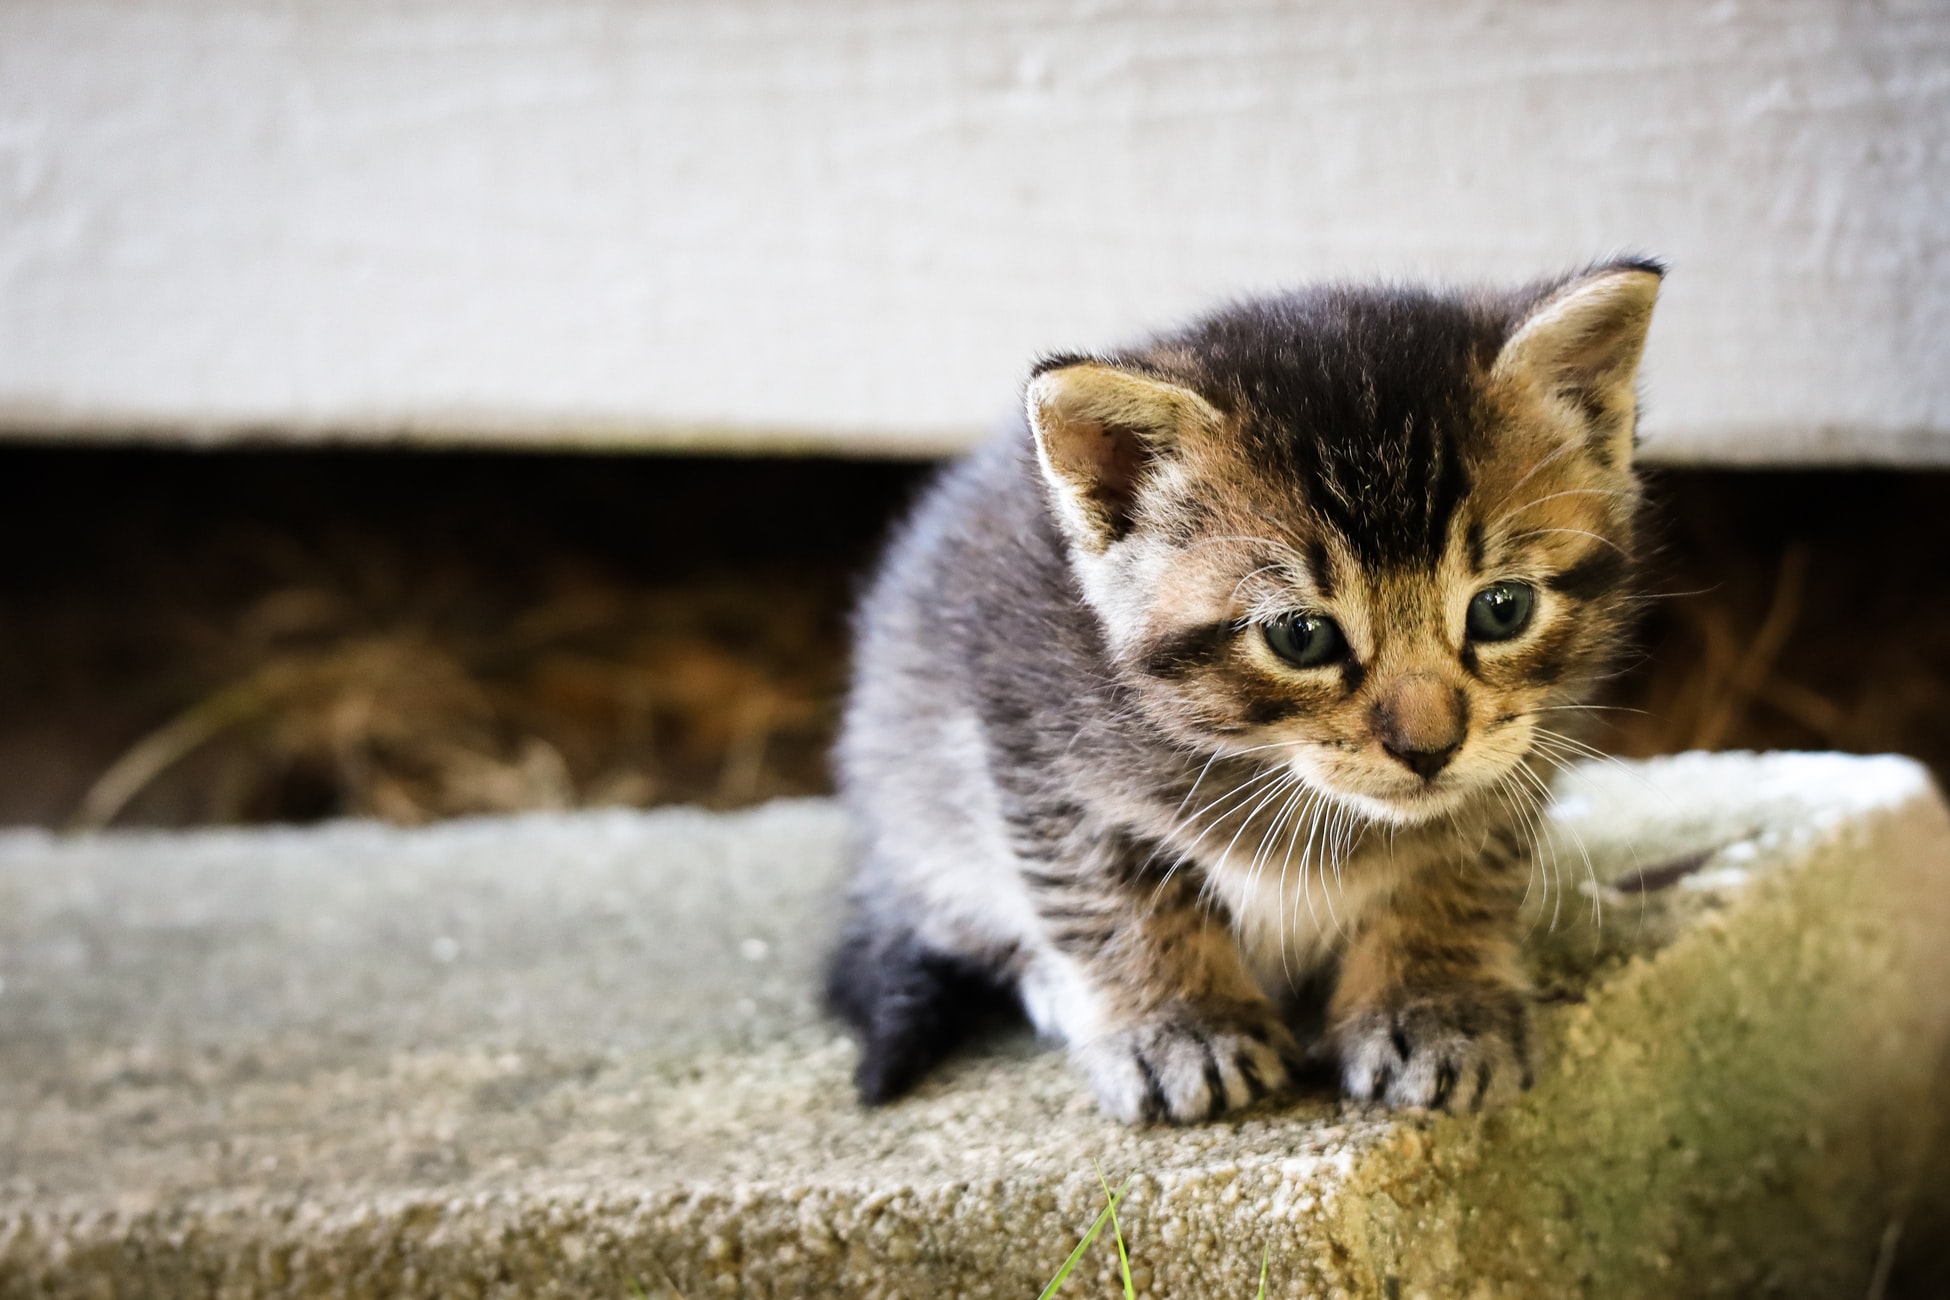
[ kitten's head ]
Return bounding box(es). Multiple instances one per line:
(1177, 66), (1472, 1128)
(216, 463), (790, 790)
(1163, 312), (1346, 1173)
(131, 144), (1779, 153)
(1025, 261), (1661, 826)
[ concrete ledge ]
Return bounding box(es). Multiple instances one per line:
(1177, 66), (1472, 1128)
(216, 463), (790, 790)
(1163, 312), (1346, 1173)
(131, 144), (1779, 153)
(2, 752), (1948, 1297)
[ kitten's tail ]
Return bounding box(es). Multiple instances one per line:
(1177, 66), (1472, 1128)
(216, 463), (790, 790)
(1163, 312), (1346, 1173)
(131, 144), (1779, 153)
(824, 917), (1015, 1105)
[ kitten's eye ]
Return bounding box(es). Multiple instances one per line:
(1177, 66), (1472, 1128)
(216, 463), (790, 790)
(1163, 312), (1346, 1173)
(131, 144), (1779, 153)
(1466, 581), (1537, 642)
(1262, 612), (1347, 668)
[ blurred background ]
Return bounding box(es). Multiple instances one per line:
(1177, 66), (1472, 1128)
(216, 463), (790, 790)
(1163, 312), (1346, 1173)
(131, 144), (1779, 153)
(1, 0), (1946, 1284)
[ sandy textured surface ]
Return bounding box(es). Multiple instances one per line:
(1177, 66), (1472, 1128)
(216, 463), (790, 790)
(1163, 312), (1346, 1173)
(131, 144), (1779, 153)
(2, 752), (1947, 1297)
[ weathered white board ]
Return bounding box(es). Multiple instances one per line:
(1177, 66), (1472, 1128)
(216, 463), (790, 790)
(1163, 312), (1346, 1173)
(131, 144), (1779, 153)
(2, 0), (1946, 462)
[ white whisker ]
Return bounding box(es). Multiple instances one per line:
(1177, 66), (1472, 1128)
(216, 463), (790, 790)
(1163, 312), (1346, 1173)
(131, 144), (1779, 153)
(1274, 786), (1325, 985)
(1507, 526), (1630, 557)
(1502, 440), (1576, 502)
(1491, 486), (1636, 527)
(1518, 752), (1603, 929)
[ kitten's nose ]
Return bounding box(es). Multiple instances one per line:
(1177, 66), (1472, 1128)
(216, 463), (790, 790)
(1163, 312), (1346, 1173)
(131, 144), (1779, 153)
(1374, 676), (1467, 780)
(1384, 739), (1460, 780)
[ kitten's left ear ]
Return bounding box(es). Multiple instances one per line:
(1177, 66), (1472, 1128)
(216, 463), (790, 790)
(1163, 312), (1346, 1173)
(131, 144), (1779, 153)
(1024, 360), (1224, 553)
(1493, 260), (1663, 462)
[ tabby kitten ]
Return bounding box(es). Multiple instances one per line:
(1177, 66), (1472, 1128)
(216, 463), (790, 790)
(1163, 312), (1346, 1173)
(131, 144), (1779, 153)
(827, 261), (1661, 1122)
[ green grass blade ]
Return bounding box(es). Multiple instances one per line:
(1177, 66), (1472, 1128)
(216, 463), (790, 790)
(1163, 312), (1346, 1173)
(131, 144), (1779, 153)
(1036, 1176), (1131, 1300)
(1255, 1243), (1270, 1300)
(1094, 1161), (1136, 1300)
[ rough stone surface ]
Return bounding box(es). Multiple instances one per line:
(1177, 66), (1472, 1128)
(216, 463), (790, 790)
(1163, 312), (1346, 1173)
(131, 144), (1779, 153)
(1, 752), (1947, 1298)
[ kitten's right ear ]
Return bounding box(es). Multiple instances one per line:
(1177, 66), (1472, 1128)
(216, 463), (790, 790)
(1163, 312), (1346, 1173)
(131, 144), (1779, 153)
(1024, 360), (1223, 552)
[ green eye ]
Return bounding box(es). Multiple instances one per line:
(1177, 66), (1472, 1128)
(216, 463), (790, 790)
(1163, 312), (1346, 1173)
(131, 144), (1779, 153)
(1263, 612), (1347, 668)
(1466, 581), (1537, 642)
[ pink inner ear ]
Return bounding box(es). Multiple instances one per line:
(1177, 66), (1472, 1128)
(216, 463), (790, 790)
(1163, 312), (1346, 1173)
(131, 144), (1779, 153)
(1084, 420), (1147, 516)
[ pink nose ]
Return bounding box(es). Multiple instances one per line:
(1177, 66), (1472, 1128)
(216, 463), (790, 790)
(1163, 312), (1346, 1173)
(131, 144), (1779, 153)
(1373, 676), (1467, 780)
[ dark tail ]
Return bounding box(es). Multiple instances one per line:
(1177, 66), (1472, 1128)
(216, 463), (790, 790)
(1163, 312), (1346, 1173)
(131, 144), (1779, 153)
(824, 919), (1014, 1105)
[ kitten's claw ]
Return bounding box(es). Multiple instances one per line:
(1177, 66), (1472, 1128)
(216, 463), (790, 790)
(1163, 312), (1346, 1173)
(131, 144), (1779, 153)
(1079, 1009), (1297, 1124)
(1335, 988), (1532, 1113)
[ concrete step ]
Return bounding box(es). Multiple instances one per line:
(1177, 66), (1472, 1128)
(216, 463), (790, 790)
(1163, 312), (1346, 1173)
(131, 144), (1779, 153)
(2, 752), (1947, 1298)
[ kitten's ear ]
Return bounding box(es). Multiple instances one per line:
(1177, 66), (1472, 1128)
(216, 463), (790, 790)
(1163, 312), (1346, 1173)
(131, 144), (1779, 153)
(1024, 360), (1223, 552)
(1493, 261), (1663, 462)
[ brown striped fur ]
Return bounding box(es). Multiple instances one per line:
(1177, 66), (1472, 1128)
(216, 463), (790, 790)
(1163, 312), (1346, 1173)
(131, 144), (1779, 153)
(827, 262), (1662, 1121)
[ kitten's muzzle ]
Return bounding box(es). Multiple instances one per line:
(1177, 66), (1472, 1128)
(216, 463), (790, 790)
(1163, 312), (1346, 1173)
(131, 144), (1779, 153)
(1373, 675), (1468, 781)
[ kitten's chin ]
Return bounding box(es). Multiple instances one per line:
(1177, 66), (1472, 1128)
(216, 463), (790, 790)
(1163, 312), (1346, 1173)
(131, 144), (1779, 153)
(1298, 771), (1479, 828)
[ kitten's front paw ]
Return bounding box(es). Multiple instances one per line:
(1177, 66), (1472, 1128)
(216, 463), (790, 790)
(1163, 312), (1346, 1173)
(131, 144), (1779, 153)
(1334, 986), (1532, 1113)
(1078, 1007), (1296, 1124)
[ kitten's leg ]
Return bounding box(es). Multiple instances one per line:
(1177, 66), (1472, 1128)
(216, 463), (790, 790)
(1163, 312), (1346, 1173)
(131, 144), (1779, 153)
(1327, 843), (1532, 1112)
(825, 914), (1013, 1104)
(1018, 846), (1299, 1124)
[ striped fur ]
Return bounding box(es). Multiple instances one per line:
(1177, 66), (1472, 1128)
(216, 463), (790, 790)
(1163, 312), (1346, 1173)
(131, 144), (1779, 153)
(827, 261), (1661, 1121)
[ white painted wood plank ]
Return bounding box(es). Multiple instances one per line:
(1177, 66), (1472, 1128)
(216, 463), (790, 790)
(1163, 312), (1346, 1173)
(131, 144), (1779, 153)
(2, 0), (1946, 462)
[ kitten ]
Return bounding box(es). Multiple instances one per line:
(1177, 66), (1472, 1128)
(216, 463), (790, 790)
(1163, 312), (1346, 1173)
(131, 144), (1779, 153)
(826, 261), (1661, 1122)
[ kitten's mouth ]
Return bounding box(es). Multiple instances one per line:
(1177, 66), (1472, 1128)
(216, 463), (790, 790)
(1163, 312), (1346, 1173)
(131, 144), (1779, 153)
(1380, 781), (1468, 819)
(1302, 766), (1477, 827)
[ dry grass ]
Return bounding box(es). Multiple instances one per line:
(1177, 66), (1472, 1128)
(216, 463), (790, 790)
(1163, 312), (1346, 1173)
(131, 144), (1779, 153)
(1, 452), (1945, 830)
(0, 449), (901, 827)
(1602, 470), (1950, 783)
(67, 575), (840, 828)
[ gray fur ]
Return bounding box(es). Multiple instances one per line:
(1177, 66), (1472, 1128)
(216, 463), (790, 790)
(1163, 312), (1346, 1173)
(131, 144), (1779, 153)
(829, 265), (1661, 1122)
